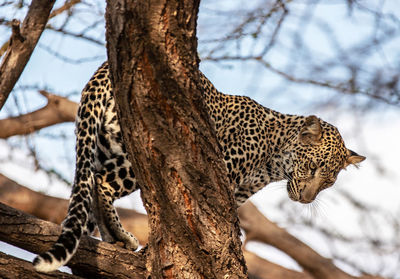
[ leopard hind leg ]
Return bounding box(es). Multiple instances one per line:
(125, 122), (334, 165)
(93, 163), (139, 250)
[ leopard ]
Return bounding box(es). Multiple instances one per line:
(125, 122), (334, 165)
(33, 62), (365, 272)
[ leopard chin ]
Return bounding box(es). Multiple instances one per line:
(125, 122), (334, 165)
(286, 182), (314, 204)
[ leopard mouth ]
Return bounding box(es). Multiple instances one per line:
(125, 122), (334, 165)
(286, 180), (314, 204)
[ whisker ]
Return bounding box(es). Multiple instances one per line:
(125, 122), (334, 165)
(312, 197), (329, 219)
(310, 201), (319, 219)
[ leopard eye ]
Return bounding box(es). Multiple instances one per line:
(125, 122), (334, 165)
(309, 161), (317, 175)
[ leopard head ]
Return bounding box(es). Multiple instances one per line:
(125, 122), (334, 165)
(286, 115), (365, 203)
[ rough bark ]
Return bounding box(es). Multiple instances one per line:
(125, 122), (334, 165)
(105, 0), (247, 278)
(0, 202), (146, 279)
(0, 91), (78, 139)
(0, 251), (82, 279)
(0, 0), (56, 109)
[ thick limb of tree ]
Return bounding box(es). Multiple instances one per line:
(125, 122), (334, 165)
(0, 251), (82, 279)
(239, 202), (355, 279)
(106, 1), (247, 278)
(0, 175), (283, 278)
(0, 0), (56, 109)
(0, 91), (78, 139)
(0, 201), (146, 279)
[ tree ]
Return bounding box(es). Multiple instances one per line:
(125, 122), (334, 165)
(0, 0), (398, 278)
(105, 1), (247, 277)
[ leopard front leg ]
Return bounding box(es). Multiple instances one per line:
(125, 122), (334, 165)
(93, 167), (139, 250)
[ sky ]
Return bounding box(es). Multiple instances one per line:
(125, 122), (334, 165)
(0, 0), (399, 278)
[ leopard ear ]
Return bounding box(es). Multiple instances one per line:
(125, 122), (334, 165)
(299, 115), (322, 145)
(344, 150), (366, 168)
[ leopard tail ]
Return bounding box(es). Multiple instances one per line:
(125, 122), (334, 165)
(33, 64), (108, 272)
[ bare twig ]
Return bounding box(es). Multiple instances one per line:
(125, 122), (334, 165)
(45, 26), (104, 46)
(49, 0), (81, 18)
(38, 43), (104, 64)
(203, 54), (400, 106)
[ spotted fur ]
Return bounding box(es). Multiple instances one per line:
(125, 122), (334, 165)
(33, 62), (365, 272)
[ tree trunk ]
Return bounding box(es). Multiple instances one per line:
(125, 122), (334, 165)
(105, 0), (248, 278)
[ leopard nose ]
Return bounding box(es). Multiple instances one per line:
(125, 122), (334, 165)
(299, 190), (315, 204)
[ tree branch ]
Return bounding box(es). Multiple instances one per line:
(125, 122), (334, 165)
(0, 0), (56, 109)
(238, 202), (385, 279)
(239, 202), (353, 279)
(0, 90), (78, 139)
(0, 251), (82, 279)
(244, 250), (313, 279)
(0, 201), (146, 278)
(49, 0), (81, 19)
